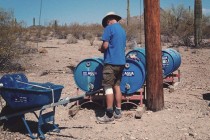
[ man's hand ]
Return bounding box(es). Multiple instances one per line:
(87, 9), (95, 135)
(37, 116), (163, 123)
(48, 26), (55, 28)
(98, 46), (105, 53)
(98, 41), (108, 53)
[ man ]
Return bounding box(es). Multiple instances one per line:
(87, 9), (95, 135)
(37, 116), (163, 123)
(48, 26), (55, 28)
(97, 12), (126, 123)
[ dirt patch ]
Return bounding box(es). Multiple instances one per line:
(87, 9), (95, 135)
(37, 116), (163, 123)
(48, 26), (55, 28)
(0, 39), (210, 140)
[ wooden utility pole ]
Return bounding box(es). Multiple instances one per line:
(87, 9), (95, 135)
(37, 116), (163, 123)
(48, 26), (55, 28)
(194, 0), (202, 47)
(139, 0), (142, 43)
(144, 0), (164, 111)
(127, 0), (130, 26)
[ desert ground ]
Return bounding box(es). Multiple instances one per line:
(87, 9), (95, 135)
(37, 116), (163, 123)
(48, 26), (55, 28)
(0, 38), (210, 140)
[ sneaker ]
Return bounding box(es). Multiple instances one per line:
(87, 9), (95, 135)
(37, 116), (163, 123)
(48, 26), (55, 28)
(113, 111), (122, 119)
(96, 114), (114, 123)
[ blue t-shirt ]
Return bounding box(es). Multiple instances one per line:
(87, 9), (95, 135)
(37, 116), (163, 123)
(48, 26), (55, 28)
(102, 23), (126, 65)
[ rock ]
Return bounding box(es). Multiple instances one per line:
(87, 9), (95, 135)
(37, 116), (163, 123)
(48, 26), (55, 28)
(130, 136), (136, 140)
(38, 48), (48, 53)
(169, 85), (175, 92)
(135, 105), (146, 119)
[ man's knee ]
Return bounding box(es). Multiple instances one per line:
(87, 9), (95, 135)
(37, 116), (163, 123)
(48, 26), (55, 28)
(104, 86), (113, 95)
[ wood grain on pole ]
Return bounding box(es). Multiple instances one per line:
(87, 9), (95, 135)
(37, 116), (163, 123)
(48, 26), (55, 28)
(144, 0), (164, 111)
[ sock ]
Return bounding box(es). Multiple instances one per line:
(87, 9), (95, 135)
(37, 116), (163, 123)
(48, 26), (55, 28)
(106, 108), (113, 118)
(115, 107), (121, 115)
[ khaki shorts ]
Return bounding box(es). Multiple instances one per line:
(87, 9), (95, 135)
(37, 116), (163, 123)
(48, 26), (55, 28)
(102, 64), (124, 87)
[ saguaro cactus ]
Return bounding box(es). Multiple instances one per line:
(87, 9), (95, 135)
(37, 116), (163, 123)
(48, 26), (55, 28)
(194, 0), (202, 47)
(33, 17), (35, 26)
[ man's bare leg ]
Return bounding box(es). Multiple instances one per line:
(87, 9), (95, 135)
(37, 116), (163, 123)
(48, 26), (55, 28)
(113, 85), (122, 108)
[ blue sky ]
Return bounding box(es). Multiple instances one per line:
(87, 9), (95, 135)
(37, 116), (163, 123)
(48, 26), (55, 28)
(0, 0), (210, 26)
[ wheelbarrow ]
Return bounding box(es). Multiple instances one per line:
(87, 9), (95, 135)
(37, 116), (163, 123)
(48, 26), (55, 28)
(0, 73), (85, 139)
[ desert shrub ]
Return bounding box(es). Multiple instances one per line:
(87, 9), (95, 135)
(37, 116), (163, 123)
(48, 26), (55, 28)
(34, 21), (103, 42)
(66, 34), (77, 44)
(50, 23), (103, 41)
(0, 8), (25, 71)
(203, 25), (210, 38)
(160, 5), (194, 46)
(84, 24), (103, 38)
(40, 28), (51, 37)
(124, 23), (139, 41)
(160, 4), (210, 47)
(23, 26), (47, 42)
(85, 33), (95, 46)
(201, 16), (210, 38)
(122, 15), (144, 44)
(67, 23), (86, 40)
(47, 20), (69, 39)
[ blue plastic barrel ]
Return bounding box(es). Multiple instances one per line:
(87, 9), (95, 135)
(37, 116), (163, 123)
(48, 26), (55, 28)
(162, 48), (181, 77)
(126, 47), (146, 67)
(74, 57), (104, 93)
(120, 59), (146, 95)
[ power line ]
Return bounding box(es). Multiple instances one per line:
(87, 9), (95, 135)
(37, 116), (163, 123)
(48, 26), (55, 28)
(37, 0), (43, 48)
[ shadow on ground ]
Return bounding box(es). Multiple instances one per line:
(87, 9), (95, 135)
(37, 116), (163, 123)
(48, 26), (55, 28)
(202, 93), (210, 106)
(0, 106), (69, 139)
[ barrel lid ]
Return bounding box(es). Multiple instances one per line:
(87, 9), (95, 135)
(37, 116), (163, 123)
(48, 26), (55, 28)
(126, 48), (146, 66)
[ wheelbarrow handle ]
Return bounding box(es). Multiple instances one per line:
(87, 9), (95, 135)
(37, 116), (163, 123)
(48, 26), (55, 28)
(41, 94), (86, 109)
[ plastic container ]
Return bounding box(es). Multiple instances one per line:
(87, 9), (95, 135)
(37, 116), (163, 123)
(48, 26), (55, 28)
(162, 48), (181, 77)
(126, 48), (181, 77)
(74, 57), (104, 93)
(120, 59), (146, 95)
